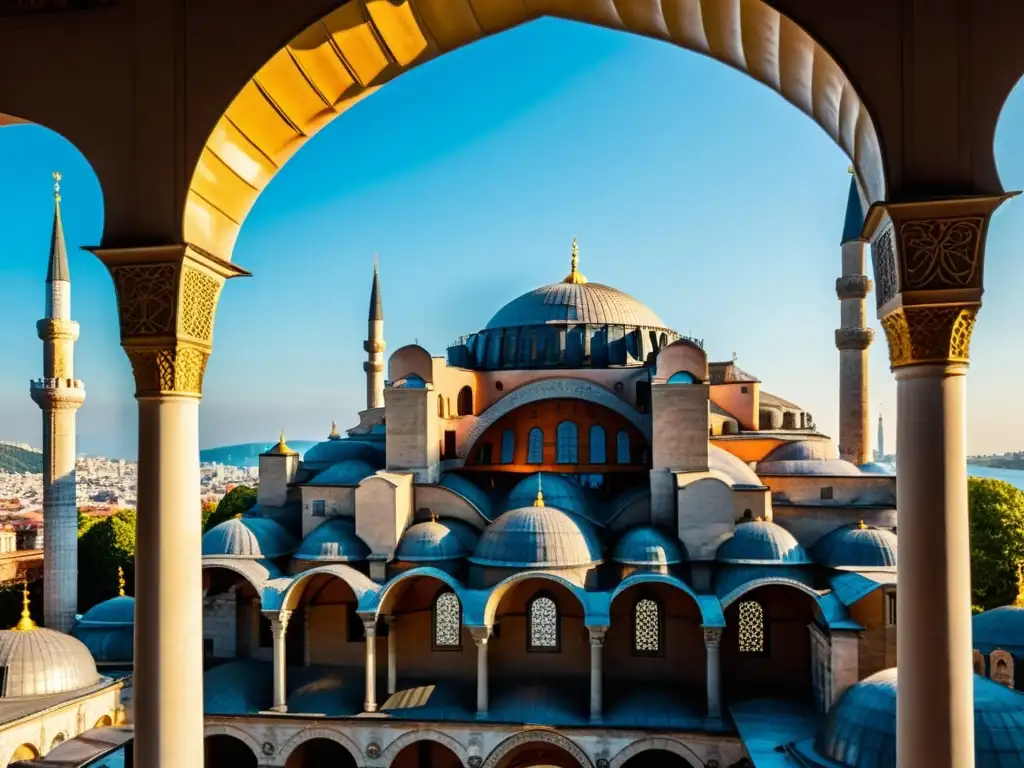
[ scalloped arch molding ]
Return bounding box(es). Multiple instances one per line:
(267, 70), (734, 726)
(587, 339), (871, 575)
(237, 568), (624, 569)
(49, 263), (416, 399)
(185, 0), (884, 261)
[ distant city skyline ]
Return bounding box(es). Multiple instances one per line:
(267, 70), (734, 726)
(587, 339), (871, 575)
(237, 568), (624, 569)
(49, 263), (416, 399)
(2, 19), (1024, 459)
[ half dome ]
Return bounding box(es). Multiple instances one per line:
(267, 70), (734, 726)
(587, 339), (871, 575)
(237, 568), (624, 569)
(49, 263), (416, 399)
(396, 520), (470, 562)
(812, 524), (897, 569)
(716, 520), (811, 565)
(469, 505), (602, 568)
(294, 517), (369, 563)
(708, 444), (763, 486)
(974, 606), (1024, 658)
(0, 627), (101, 697)
(613, 526), (686, 566)
(77, 595), (135, 626)
(486, 281), (668, 330)
(505, 473), (591, 521)
(71, 597), (135, 666)
(201, 516), (298, 559)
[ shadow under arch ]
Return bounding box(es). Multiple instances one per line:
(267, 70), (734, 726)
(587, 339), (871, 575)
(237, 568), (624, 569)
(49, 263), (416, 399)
(202, 724), (261, 764)
(608, 737), (702, 768)
(382, 728), (469, 766)
(610, 572), (721, 627)
(276, 725), (362, 767)
(482, 570), (592, 627)
(202, 557), (281, 600)
(184, 0), (886, 262)
(374, 565), (469, 619)
(482, 728), (594, 768)
(278, 562), (380, 612)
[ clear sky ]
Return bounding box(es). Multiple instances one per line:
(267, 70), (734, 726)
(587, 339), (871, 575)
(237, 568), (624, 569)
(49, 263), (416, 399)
(2, 19), (1023, 460)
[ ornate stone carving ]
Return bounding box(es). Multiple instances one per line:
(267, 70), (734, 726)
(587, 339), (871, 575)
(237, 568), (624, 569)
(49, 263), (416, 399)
(483, 729), (593, 768)
(990, 650), (1015, 689)
(111, 263), (179, 336)
(261, 741), (275, 756)
(365, 742), (382, 759)
(835, 275), (872, 300)
(880, 305), (978, 368)
(179, 266), (221, 342)
(588, 626), (607, 647)
(973, 649), (986, 676)
(469, 758), (483, 768)
(125, 344), (210, 397)
(703, 627), (723, 645)
(834, 327), (874, 351)
(871, 225), (898, 309)
(900, 216), (984, 291)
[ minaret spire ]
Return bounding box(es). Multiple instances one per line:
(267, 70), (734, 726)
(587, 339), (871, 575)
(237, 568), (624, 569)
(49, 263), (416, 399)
(563, 237), (587, 284)
(364, 254), (386, 409)
(30, 171), (85, 632)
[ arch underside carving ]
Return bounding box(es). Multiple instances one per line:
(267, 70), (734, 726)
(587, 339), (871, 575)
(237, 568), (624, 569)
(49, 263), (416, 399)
(482, 728), (594, 768)
(382, 728), (469, 765)
(186, 0), (884, 261)
(608, 737), (702, 768)
(276, 725), (363, 765)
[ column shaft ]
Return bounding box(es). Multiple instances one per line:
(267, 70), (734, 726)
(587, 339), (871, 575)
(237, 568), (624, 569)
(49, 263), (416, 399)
(705, 629), (722, 718)
(271, 612), (290, 711)
(474, 631), (489, 717)
(896, 365), (974, 768)
(589, 629), (605, 722)
(386, 616), (397, 695)
(364, 619), (378, 713)
(133, 395), (204, 767)
(42, 406), (79, 631)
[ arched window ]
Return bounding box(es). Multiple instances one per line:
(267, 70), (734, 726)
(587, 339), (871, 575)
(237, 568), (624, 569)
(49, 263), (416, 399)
(616, 431), (631, 464)
(589, 425), (607, 464)
(527, 428), (544, 464)
(432, 590), (462, 649)
(738, 600), (765, 654)
(527, 592), (559, 652)
(556, 421), (579, 464)
(437, 394), (445, 417)
(633, 596), (662, 656)
(402, 373), (426, 388)
(667, 370), (697, 384)
(500, 429), (515, 464)
(457, 386), (474, 416)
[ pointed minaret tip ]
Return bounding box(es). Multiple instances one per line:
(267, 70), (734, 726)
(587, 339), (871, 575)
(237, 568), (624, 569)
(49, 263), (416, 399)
(47, 170), (70, 284)
(328, 420), (341, 440)
(841, 171), (866, 244)
(368, 253), (384, 321)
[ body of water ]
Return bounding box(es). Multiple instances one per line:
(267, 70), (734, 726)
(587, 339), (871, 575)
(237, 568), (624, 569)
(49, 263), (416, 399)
(968, 465), (1024, 491)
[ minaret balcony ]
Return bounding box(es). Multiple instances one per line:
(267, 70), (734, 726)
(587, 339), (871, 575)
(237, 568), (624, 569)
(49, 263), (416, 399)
(834, 327), (874, 351)
(29, 378), (86, 410)
(31, 377), (85, 390)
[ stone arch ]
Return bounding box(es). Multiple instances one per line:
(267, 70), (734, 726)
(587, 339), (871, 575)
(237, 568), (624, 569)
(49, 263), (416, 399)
(277, 726), (362, 766)
(483, 570), (591, 626)
(374, 566), (468, 619)
(482, 728), (594, 768)
(719, 576), (825, 612)
(608, 737), (702, 768)
(202, 558), (280, 600)
(610, 573), (709, 623)
(203, 722), (263, 762)
(184, 0), (885, 262)
(8, 743), (40, 764)
(93, 714), (114, 729)
(279, 562), (380, 613)
(382, 728), (469, 766)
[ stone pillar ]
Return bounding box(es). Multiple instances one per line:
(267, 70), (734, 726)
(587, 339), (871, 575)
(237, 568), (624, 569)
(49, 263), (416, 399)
(91, 244), (246, 768)
(271, 610), (291, 712)
(362, 616), (378, 713)
(868, 196), (1010, 768)
(830, 630), (860, 706)
(385, 615), (397, 695)
(835, 239), (873, 466)
(704, 628), (722, 718)
(470, 627), (491, 718)
(588, 627), (606, 723)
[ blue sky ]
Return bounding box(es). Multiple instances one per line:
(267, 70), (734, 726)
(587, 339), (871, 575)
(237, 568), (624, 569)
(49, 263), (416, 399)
(2, 19), (1023, 459)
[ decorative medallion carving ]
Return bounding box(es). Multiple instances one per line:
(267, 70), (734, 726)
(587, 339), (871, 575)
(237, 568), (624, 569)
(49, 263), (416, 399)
(880, 305), (978, 368)
(482, 729), (593, 768)
(469, 757), (483, 768)
(125, 344), (210, 397)
(179, 267), (222, 342)
(365, 742), (382, 759)
(111, 264), (178, 336)
(900, 216), (983, 291)
(989, 650), (1015, 689)
(703, 627), (723, 645)
(261, 741), (275, 756)
(871, 226), (897, 309)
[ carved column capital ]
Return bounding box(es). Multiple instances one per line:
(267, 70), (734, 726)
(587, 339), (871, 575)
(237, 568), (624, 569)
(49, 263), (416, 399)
(361, 615), (378, 638)
(469, 626), (493, 646)
(704, 627), (723, 646)
(588, 626), (607, 647)
(271, 609), (292, 636)
(89, 244), (249, 397)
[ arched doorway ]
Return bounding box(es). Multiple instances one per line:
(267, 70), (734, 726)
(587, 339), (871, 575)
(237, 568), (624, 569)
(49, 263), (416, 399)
(204, 735), (257, 767)
(391, 740), (463, 768)
(491, 740), (585, 768)
(93, 715), (113, 729)
(9, 744), (39, 763)
(284, 737), (358, 768)
(621, 750), (695, 768)
(201, 566), (273, 664)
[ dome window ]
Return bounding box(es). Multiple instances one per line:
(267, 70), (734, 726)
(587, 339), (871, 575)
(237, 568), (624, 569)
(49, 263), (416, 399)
(500, 430), (515, 464)
(432, 590), (462, 650)
(527, 428), (544, 464)
(616, 431), (631, 464)
(634, 596), (663, 657)
(738, 600), (766, 654)
(528, 592), (560, 652)
(556, 421), (579, 464)
(457, 386), (474, 416)
(589, 425), (607, 464)
(667, 370), (697, 384)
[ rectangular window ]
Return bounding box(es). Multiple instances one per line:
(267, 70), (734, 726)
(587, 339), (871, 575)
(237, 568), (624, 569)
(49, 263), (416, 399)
(886, 592), (897, 626)
(311, 499), (326, 517)
(741, 385), (749, 394)
(476, 443), (493, 464)
(820, 486), (834, 500)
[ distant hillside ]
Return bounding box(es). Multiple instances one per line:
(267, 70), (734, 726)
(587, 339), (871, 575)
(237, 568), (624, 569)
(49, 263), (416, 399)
(0, 442), (42, 474)
(200, 441), (319, 468)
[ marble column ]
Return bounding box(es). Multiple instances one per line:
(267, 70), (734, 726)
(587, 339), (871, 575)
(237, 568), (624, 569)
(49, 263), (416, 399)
(470, 627), (491, 718)
(92, 244), (245, 768)
(271, 610), (291, 712)
(704, 628), (722, 718)
(385, 615), (397, 695)
(363, 616), (378, 713)
(588, 627), (606, 723)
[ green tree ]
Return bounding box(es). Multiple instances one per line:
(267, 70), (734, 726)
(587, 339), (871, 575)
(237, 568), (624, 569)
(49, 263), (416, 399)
(969, 477), (1024, 612)
(204, 485), (257, 532)
(200, 499), (218, 531)
(77, 509), (136, 612)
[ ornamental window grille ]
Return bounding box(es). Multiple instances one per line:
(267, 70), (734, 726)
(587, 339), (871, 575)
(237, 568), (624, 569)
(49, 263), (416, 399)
(433, 590), (462, 649)
(738, 600), (765, 654)
(500, 429), (515, 464)
(556, 421), (579, 464)
(528, 593), (560, 652)
(633, 596), (662, 656)
(527, 427), (544, 464)
(589, 425), (607, 464)
(616, 431), (631, 464)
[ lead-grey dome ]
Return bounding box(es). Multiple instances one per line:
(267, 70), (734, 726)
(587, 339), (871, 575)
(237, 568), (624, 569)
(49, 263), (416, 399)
(396, 520), (470, 562)
(294, 517), (369, 563)
(716, 520), (811, 565)
(202, 516), (298, 559)
(0, 627), (102, 697)
(812, 523), (897, 570)
(469, 504), (602, 568)
(613, 526), (686, 566)
(486, 282), (668, 330)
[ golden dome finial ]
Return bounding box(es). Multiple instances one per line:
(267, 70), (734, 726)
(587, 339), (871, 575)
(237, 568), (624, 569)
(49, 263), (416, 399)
(430, 509), (438, 524)
(53, 171), (62, 203)
(329, 421), (340, 440)
(117, 566), (125, 597)
(533, 475), (545, 507)
(14, 579), (37, 632)
(857, 520), (867, 530)
(563, 237), (587, 284)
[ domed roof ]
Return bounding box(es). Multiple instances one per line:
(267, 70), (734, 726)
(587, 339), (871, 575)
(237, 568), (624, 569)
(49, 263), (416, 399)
(77, 595), (135, 626)
(301, 438), (384, 469)
(294, 517), (369, 563)
(812, 523), (897, 570)
(0, 627), (101, 697)
(469, 502), (603, 568)
(71, 597), (134, 665)
(758, 439), (862, 476)
(613, 526), (686, 566)
(811, 669), (1024, 768)
(396, 520), (470, 562)
(716, 520), (811, 565)
(708, 444), (763, 487)
(486, 281), (668, 331)
(505, 473), (591, 521)
(202, 516), (298, 559)
(307, 460), (376, 486)
(974, 606), (1024, 657)
(440, 473), (494, 520)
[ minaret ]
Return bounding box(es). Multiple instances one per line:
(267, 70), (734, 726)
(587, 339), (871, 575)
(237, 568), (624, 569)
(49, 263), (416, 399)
(835, 170), (873, 466)
(363, 255), (385, 410)
(29, 172), (85, 632)
(876, 413), (885, 461)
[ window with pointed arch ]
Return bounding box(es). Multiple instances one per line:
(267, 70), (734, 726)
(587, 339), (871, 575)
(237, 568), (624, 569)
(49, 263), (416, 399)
(589, 425), (607, 464)
(527, 427), (544, 464)
(432, 589), (462, 650)
(616, 430), (631, 464)
(556, 421), (579, 464)
(737, 599), (766, 654)
(500, 429), (515, 464)
(527, 592), (560, 652)
(437, 394), (445, 418)
(633, 594), (663, 656)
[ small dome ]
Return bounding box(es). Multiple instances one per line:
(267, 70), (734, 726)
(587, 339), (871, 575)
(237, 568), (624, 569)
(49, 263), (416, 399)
(859, 462), (895, 475)
(758, 458), (862, 476)
(301, 439), (384, 469)
(0, 628), (101, 697)
(716, 520), (811, 565)
(469, 505), (602, 568)
(440, 473), (494, 520)
(813, 524), (897, 569)
(201, 516), (298, 559)
(77, 595), (134, 626)
(505, 473), (591, 520)
(71, 597), (134, 665)
(307, 460), (376, 486)
(811, 669), (1024, 768)
(763, 439), (840, 462)
(294, 518), (369, 563)
(396, 520), (470, 562)
(486, 281), (669, 331)
(974, 606), (1024, 657)
(613, 527), (686, 566)
(708, 445), (763, 486)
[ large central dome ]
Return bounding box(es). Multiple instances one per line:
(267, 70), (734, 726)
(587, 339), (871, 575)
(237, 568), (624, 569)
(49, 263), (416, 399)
(486, 281), (668, 330)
